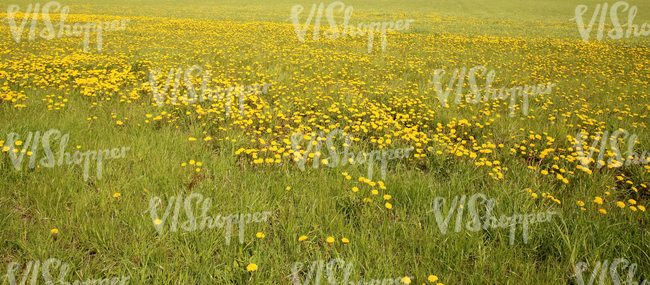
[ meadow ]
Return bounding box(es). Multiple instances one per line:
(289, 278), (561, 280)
(1, 0), (650, 284)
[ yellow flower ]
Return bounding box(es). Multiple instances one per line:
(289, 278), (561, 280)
(286, 187), (291, 191)
(385, 202), (393, 209)
(154, 219), (162, 225)
(246, 263), (258, 272)
(326, 237), (335, 243)
(593, 197), (603, 205)
(342, 238), (349, 244)
(50, 228), (58, 234)
(196, 168), (201, 172)
(256, 232), (265, 239)
(630, 206), (638, 211)
(599, 209), (607, 214)
(384, 195), (392, 200)
(15, 141), (23, 146)
(190, 160), (196, 165)
(577, 201), (585, 207)
(352, 187), (359, 192)
(371, 190), (378, 195)
(299, 235), (307, 241)
(531, 193), (538, 198)
(428, 275), (439, 282)
(116, 121), (123, 125)
(629, 199), (637, 205)
(639, 205), (646, 212)
(204, 137), (212, 141)
(113, 193), (121, 198)
(196, 162), (202, 166)
(188, 137), (197, 141)
(617, 201), (625, 208)
(401, 277), (411, 284)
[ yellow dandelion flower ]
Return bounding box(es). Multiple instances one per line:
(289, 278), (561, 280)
(299, 236), (307, 241)
(630, 206), (638, 211)
(188, 137), (197, 141)
(629, 199), (637, 205)
(599, 209), (607, 214)
(326, 237), (335, 243)
(384, 195), (392, 200)
(617, 201), (625, 208)
(154, 219), (162, 225)
(113, 193), (121, 198)
(385, 202), (393, 209)
(352, 187), (359, 192)
(342, 238), (349, 244)
(401, 277), (411, 284)
(428, 275), (439, 282)
(246, 264), (258, 272)
(50, 228), (58, 234)
(577, 201), (585, 207)
(639, 205), (646, 212)
(256, 232), (265, 239)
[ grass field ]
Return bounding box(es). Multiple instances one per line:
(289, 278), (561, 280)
(1, 0), (650, 284)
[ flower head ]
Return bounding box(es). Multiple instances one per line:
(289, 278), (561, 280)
(113, 193), (121, 198)
(326, 237), (335, 243)
(299, 235), (307, 241)
(246, 263), (258, 272)
(50, 228), (58, 234)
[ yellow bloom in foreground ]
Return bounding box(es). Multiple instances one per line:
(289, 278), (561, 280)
(630, 206), (638, 211)
(599, 209), (607, 214)
(188, 137), (197, 141)
(384, 195), (392, 200)
(50, 228), (58, 234)
(639, 205), (646, 212)
(577, 201), (585, 207)
(401, 277), (411, 284)
(154, 219), (162, 225)
(617, 201), (625, 208)
(256, 232), (265, 239)
(299, 236), (307, 241)
(531, 193), (538, 198)
(629, 199), (637, 205)
(113, 193), (121, 198)
(352, 187), (359, 192)
(116, 121), (123, 125)
(594, 197), (603, 205)
(326, 237), (335, 243)
(385, 202), (393, 209)
(246, 263), (258, 272)
(428, 275), (439, 282)
(342, 238), (349, 244)
(286, 187), (291, 191)
(196, 162), (202, 166)
(371, 190), (378, 195)
(190, 160), (196, 165)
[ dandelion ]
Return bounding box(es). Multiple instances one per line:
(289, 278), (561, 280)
(154, 219), (162, 225)
(256, 232), (265, 239)
(352, 187), (359, 192)
(372, 190), (378, 195)
(617, 201), (625, 208)
(116, 121), (123, 125)
(384, 195), (392, 200)
(190, 160), (196, 165)
(401, 277), (411, 284)
(113, 193), (121, 198)
(629, 199), (637, 205)
(326, 237), (335, 243)
(630, 206), (638, 211)
(188, 137), (197, 141)
(577, 201), (585, 207)
(342, 238), (349, 244)
(385, 202), (393, 209)
(286, 187), (291, 191)
(246, 263), (258, 272)
(639, 205), (646, 212)
(50, 228), (58, 234)
(428, 275), (439, 282)
(299, 236), (307, 241)
(594, 197), (603, 205)
(599, 209), (607, 214)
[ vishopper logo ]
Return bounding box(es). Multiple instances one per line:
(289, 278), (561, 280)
(5, 258), (130, 285)
(1, 129), (130, 181)
(289, 258), (414, 285)
(148, 65), (272, 116)
(571, 1), (650, 42)
(574, 258), (648, 285)
(1, 1), (130, 52)
(147, 192), (272, 245)
(428, 193), (557, 245)
(574, 129), (649, 171)
(289, 128), (413, 181)
(427, 65), (556, 117)
(288, 1), (414, 53)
